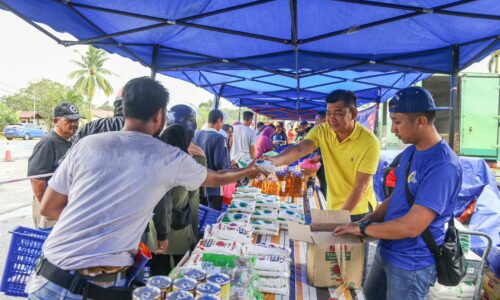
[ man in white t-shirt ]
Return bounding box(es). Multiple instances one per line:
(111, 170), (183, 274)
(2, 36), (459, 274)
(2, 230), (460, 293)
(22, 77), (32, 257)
(230, 110), (256, 164)
(28, 77), (261, 300)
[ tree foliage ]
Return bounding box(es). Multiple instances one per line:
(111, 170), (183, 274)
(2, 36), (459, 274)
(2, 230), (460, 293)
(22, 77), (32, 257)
(0, 79), (89, 129)
(68, 46), (115, 103)
(0, 102), (18, 132)
(195, 99), (269, 128)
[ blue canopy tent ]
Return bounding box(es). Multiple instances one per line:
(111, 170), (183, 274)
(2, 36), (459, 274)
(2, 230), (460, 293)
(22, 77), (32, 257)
(2, 0), (499, 138)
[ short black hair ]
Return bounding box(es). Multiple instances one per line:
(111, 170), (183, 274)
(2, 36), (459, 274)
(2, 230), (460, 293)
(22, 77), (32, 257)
(123, 77), (169, 121)
(208, 109), (224, 124)
(222, 124), (233, 132)
(408, 111), (436, 124)
(325, 90), (357, 108)
(243, 111), (254, 121)
(316, 110), (326, 119)
(257, 122), (265, 128)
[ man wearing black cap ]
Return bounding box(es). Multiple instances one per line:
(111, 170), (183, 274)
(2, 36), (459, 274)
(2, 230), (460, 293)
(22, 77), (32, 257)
(335, 87), (462, 300)
(28, 102), (81, 228)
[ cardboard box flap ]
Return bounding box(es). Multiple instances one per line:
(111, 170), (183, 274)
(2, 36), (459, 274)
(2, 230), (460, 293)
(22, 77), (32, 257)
(311, 232), (363, 247)
(288, 222), (314, 243)
(310, 209), (350, 231)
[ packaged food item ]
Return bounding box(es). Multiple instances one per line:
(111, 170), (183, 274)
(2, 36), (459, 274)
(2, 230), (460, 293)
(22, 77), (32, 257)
(172, 277), (197, 293)
(251, 220), (280, 236)
(207, 273), (230, 300)
(265, 174), (280, 196)
(147, 276), (172, 299)
(279, 202), (304, 214)
(204, 223), (253, 244)
(252, 209), (278, 221)
(255, 198), (280, 210)
(133, 286), (161, 299)
(231, 192), (257, 200)
(193, 239), (242, 256)
(254, 255), (290, 273)
(278, 209), (305, 224)
(181, 268), (207, 283)
(255, 159), (278, 173)
(251, 175), (266, 190)
(166, 290), (195, 300)
(195, 282), (221, 297)
(255, 269), (290, 278)
(220, 212), (251, 224)
(255, 277), (290, 295)
(226, 199), (256, 214)
(195, 295), (219, 300)
(184, 254), (204, 269)
(243, 243), (291, 257)
(236, 186), (261, 193)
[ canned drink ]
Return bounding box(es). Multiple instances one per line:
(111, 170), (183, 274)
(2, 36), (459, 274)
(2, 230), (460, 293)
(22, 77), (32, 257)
(206, 274), (230, 300)
(172, 277), (197, 294)
(181, 268), (207, 283)
(133, 286), (161, 300)
(195, 282), (221, 296)
(148, 276), (172, 299)
(195, 294), (219, 300)
(166, 290), (195, 300)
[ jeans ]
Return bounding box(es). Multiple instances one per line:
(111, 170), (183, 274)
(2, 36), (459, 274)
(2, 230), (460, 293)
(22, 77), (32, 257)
(364, 251), (437, 300)
(28, 277), (127, 300)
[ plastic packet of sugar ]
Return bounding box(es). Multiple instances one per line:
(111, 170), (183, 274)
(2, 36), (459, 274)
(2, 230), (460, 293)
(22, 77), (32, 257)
(278, 209), (305, 224)
(220, 212), (252, 224)
(252, 209), (279, 221)
(255, 159), (278, 173)
(243, 243), (291, 257)
(204, 223), (253, 244)
(236, 186), (262, 193)
(193, 239), (242, 256)
(254, 255), (290, 272)
(227, 199), (256, 214)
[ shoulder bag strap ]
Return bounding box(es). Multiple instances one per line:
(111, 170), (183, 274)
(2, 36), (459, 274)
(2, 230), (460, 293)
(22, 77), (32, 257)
(404, 151), (442, 256)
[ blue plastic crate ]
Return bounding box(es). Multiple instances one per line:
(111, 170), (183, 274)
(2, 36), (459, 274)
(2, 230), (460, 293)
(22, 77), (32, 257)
(198, 205), (223, 234)
(1, 226), (49, 297)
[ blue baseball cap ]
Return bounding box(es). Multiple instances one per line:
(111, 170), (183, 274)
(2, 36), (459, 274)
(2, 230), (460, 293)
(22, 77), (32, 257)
(389, 87), (451, 113)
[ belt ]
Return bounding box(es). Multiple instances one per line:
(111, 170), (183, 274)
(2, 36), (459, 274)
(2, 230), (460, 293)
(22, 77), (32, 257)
(35, 258), (135, 300)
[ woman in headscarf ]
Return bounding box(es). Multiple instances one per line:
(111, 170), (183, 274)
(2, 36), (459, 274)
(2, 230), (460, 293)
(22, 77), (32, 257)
(254, 126), (275, 158)
(151, 124), (207, 275)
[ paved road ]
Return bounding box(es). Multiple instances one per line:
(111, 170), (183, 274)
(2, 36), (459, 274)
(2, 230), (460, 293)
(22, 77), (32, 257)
(0, 142), (38, 299)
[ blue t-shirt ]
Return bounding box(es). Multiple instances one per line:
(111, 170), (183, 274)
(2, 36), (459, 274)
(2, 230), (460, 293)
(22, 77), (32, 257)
(380, 140), (462, 271)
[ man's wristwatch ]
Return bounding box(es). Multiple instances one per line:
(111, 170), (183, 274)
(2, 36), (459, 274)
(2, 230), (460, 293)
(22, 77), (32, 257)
(359, 220), (372, 237)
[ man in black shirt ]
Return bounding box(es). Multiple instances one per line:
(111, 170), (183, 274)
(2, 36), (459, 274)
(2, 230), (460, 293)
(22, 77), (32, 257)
(28, 102), (80, 228)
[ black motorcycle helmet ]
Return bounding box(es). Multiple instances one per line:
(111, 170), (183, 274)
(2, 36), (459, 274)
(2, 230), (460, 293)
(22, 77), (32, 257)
(167, 104), (197, 135)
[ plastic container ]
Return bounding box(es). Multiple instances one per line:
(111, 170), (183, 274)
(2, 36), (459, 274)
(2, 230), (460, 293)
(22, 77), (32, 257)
(198, 205), (223, 234)
(0, 226), (50, 297)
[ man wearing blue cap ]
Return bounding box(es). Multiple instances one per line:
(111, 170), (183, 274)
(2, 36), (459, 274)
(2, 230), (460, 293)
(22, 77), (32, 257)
(335, 86), (462, 300)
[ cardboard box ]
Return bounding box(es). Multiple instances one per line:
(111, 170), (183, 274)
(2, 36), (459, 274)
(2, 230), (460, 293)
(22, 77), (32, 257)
(289, 209), (368, 288)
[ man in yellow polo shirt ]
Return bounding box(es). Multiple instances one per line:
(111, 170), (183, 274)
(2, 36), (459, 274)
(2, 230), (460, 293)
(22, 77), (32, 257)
(266, 89), (380, 221)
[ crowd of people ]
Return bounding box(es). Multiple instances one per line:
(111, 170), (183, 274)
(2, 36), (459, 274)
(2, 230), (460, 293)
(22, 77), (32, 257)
(25, 77), (461, 300)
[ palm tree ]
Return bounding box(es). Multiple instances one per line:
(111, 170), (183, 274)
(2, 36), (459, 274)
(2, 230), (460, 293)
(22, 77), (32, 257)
(488, 50), (500, 73)
(68, 46), (115, 110)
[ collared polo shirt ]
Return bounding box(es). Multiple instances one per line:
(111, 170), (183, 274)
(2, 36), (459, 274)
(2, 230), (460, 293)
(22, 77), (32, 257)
(305, 122), (380, 215)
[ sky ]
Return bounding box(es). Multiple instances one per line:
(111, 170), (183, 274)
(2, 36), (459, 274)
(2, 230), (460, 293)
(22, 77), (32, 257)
(0, 9), (492, 111)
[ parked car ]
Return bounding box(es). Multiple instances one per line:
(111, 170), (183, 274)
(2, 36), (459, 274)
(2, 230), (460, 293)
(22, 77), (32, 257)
(3, 123), (48, 140)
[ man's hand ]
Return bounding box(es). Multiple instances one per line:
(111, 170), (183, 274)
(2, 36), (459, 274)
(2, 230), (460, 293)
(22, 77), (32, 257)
(188, 143), (206, 158)
(246, 160), (266, 179)
(155, 240), (169, 254)
(333, 223), (363, 237)
(309, 155), (321, 163)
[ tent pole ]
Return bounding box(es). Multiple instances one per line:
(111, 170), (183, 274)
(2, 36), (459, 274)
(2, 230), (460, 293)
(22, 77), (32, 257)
(238, 106), (242, 122)
(290, 0), (300, 121)
(449, 45), (459, 150)
(150, 45), (159, 79)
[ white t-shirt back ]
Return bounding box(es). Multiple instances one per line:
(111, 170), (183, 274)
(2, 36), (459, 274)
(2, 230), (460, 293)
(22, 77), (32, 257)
(42, 131), (207, 270)
(230, 125), (256, 162)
